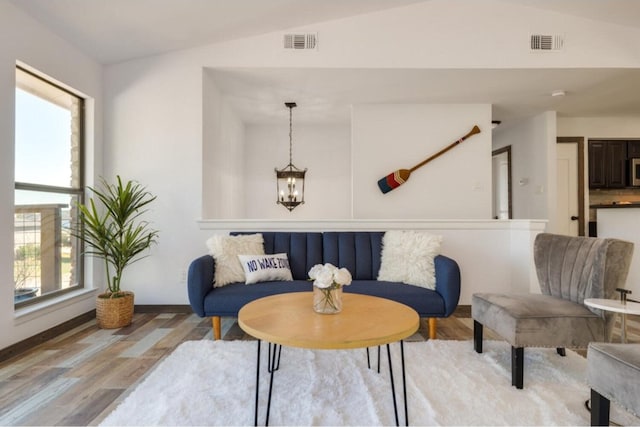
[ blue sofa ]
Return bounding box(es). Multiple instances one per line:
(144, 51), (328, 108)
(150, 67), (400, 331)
(187, 231), (461, 340)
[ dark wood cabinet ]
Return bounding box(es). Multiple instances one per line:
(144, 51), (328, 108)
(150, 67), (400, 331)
(588, 140), (627, 188)
(629, 140), (640, 158)
(589, 141), (607, 188)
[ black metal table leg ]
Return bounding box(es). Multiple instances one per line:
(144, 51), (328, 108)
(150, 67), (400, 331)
(264, 343), (281, 426)
(386, 344), (399, 426)
(366, 346), (382, 373)
(386, 341), (409, 426)
(254, 340), (261, 426)
(400, 340), (408, 426)
(254, 341), (282, 426)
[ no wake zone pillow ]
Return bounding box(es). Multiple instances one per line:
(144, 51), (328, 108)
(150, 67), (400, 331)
(238, 253), (293, 285)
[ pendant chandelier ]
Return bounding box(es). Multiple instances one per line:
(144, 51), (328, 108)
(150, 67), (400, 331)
(275, 102), (307, 212)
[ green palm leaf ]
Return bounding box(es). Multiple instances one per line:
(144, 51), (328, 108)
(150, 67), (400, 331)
(73, 176), (159, 295)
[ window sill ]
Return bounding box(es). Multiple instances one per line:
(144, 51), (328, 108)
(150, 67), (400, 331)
(14, 287), (98, 325)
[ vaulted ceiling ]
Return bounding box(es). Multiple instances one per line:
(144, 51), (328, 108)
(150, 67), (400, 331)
(11, 0), (640, 125)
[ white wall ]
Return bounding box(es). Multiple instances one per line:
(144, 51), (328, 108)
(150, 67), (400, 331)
(101, 0), (639, 308)
(352, 104), (491, 219)
(493, 112), (557, 230)
(104, 59), (206, 305)
(558, 117), (640, 139)
(244, 124), (351, 219)
(203, 72), (245, 218)
(0, 0), (103, 349)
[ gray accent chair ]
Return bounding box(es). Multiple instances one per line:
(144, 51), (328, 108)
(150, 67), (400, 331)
(588, 342), (640, 426)
(472, 233), (633, 389)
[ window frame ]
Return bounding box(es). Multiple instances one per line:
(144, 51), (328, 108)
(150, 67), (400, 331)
(14, 65), (86, 308)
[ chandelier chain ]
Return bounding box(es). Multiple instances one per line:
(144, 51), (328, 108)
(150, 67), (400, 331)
(289, 105), (293, 165)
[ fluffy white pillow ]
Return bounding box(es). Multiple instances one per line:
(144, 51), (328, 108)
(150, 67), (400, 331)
(237, 253), (293, 285)
(377, 230), (443, 290)
(206, 234), (265, 287)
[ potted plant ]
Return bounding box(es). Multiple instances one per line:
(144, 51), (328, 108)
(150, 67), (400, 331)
(75, 176), (159, 328)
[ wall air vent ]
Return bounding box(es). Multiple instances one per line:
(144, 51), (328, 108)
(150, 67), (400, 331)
(530, 34), (564, 51)
(283, 33), (317, 50)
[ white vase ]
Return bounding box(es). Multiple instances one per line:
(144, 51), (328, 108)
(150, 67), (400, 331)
(313, 286), (343, 314)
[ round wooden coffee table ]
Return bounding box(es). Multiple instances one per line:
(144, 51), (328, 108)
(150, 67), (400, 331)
(239, 292), (419, 426)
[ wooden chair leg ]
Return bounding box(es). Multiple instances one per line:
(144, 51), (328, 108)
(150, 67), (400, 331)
(428, 318), (437, 339)
(212, 316), (221, 340)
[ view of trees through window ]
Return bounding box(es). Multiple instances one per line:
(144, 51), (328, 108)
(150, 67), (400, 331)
(14, 66), (84, 306)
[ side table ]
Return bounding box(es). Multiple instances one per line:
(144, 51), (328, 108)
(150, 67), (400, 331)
(584, 298), (640, 343)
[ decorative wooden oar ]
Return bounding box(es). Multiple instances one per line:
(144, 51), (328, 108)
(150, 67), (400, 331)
(377, 125), (481, 194)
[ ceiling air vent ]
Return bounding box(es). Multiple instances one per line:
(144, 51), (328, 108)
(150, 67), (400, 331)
(283, 33), (317, 50)
(530, 34), (564, 51)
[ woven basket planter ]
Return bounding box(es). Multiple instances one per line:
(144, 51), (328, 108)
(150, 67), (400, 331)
(96, 291), (134, 329)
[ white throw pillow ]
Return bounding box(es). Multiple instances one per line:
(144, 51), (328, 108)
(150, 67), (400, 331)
(237, 253), (293, 285)
(206, 234), (265, 287)
(377, 230), (442, 290)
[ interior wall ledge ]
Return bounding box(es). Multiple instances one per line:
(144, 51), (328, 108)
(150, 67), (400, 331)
(197, 218), (548, 232)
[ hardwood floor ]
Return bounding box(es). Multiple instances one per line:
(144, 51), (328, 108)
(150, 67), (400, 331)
(0, 310), (637, 426)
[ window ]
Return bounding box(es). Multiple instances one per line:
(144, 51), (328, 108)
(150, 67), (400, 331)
(14, 66), (84, 306)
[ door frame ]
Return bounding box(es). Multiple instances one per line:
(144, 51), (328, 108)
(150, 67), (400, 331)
(492, 145), (512, 219)
(557, 137), (585, 236)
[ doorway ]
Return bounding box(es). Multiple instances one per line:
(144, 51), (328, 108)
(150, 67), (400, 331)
(492, 146), (512, 219)
(556, 137), (585, 236)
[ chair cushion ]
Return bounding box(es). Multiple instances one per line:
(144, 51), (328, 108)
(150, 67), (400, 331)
(472, 293), (604, 348)
(588, 343), (640, 417)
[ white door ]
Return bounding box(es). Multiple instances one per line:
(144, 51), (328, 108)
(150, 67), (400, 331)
(556, 143), (579, 236)
(492, 152), (510, 219)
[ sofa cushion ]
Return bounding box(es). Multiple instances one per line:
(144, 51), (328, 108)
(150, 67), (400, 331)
(207, 233), (265, 287)
(346, 280), (446, 316)
(238, 253), (293, 284)
(378, 230), (442, 290)
(204, 280), (313, 317)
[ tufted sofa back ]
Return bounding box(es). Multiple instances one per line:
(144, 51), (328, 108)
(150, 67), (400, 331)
(231, 231), (386, 280)
(322, 232), (384, 280)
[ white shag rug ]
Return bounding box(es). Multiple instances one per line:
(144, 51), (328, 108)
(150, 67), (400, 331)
(100, 339), (638, 426)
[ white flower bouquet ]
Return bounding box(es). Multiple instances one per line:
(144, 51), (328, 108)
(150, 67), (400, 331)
(308, 263), (352, 314)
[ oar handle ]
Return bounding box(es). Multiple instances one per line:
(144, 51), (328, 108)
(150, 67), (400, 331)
(409, 125), (481, 172)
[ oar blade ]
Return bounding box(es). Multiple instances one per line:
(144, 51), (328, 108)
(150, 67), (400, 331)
(377, 169), (411, 193)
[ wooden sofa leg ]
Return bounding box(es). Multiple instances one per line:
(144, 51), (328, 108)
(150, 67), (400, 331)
(428, 318), (437, 339)
(212, 316), (221, 340)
